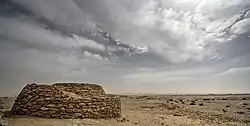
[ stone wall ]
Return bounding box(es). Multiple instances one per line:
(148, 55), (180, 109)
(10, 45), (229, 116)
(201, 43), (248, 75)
(54, 83), (105, 97)
(0, 100), (3, 119)
(0, 99), (8, 126)
(12, 83), (121, 119)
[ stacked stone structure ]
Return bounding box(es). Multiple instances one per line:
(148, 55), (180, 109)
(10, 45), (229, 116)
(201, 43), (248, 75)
(0, 100), (3, 119)
(12, 83), (121, 119)
(0, 99), (8, 126)
(54, 83), (105, 97)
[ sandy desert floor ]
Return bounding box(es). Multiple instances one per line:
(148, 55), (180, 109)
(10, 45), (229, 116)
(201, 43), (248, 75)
(1, 94), (250, 126)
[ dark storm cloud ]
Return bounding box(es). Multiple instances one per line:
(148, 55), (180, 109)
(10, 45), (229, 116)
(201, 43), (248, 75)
(0, 0), (146, 59)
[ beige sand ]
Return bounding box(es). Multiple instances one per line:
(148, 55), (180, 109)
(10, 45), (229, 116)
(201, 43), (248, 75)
(1, 94), (250, 126)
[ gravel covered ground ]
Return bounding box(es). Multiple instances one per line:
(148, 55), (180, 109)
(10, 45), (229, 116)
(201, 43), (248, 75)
(1, 94), (250, 126)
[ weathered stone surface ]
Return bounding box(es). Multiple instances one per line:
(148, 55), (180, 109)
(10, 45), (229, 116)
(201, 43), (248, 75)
(0, 100), (3, 119)
(11, 83), (121, 119)
(53, 83), (105, 97)
(0, 100), (8, 126)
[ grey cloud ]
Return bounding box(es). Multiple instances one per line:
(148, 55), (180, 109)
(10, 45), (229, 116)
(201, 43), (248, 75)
(3, 0), (144, 58)
(3, 0), (250, 63)
(0, 0), (250, 96)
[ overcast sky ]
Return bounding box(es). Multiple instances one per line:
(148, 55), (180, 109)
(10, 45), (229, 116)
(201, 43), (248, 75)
(0, 0), (250, 96)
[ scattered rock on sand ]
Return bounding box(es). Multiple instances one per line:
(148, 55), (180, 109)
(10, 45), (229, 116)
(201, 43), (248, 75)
(173, 113), (181, 116)
(189, 100), (196, 105)
(242, 98), (247, 100)
(117, 115), (128, 122)
(199, 103), (204, 106)
(190, 102), (195, 105)
(203, 98), (210, 101)
(222, 109), (227, 113)
(221, 98), (228, 100)
(236, 111), (245, 114)
(242, 103), (248, 106)
(158, 103), (179, 110)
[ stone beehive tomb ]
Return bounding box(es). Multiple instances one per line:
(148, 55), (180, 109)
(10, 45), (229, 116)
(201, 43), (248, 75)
(0, 100), (3, 119)
(12, 83), (121, 119)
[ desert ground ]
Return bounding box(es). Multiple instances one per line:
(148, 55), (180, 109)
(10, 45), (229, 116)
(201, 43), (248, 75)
(1, 94), (250, 126)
